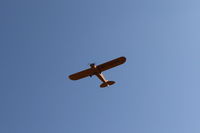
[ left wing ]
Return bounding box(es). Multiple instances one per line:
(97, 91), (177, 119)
(69, 68), (94, 80)
(97, 56), (126, 72)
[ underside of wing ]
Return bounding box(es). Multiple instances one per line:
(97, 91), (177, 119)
(97, 56), (126, 72)
(69, 68), (94, 80)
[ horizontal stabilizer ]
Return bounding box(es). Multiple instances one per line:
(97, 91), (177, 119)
(100, 81), (115, 88)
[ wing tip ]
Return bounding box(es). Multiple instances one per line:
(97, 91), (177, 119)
(119, 56), (126, 63)
(68, 75), (77, 80)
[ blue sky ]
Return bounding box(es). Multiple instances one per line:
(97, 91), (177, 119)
(1, 0), (200, 133)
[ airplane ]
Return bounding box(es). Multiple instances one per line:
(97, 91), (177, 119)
(68, 56), (126, 88)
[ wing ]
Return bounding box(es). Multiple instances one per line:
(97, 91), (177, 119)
(69, 68), (94, 80)
(97, 56), (126, 72)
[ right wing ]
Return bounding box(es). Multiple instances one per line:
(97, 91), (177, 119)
(97, 56), (126, 72)
(69, 68), (94, 80)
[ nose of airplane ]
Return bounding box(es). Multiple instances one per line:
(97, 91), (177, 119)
(90, 63), (95, 67)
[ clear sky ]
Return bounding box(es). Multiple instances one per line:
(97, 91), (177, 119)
(1, 0), (200, 133)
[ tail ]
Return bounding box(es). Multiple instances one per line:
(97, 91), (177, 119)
(100, 81), (115, 88)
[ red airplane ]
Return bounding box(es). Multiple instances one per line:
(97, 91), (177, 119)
(69, 56), (126, 88)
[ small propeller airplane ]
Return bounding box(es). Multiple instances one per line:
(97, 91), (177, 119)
(68, 56), (126, 88)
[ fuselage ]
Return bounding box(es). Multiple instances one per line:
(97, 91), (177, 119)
(90, 64), (107, 83)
